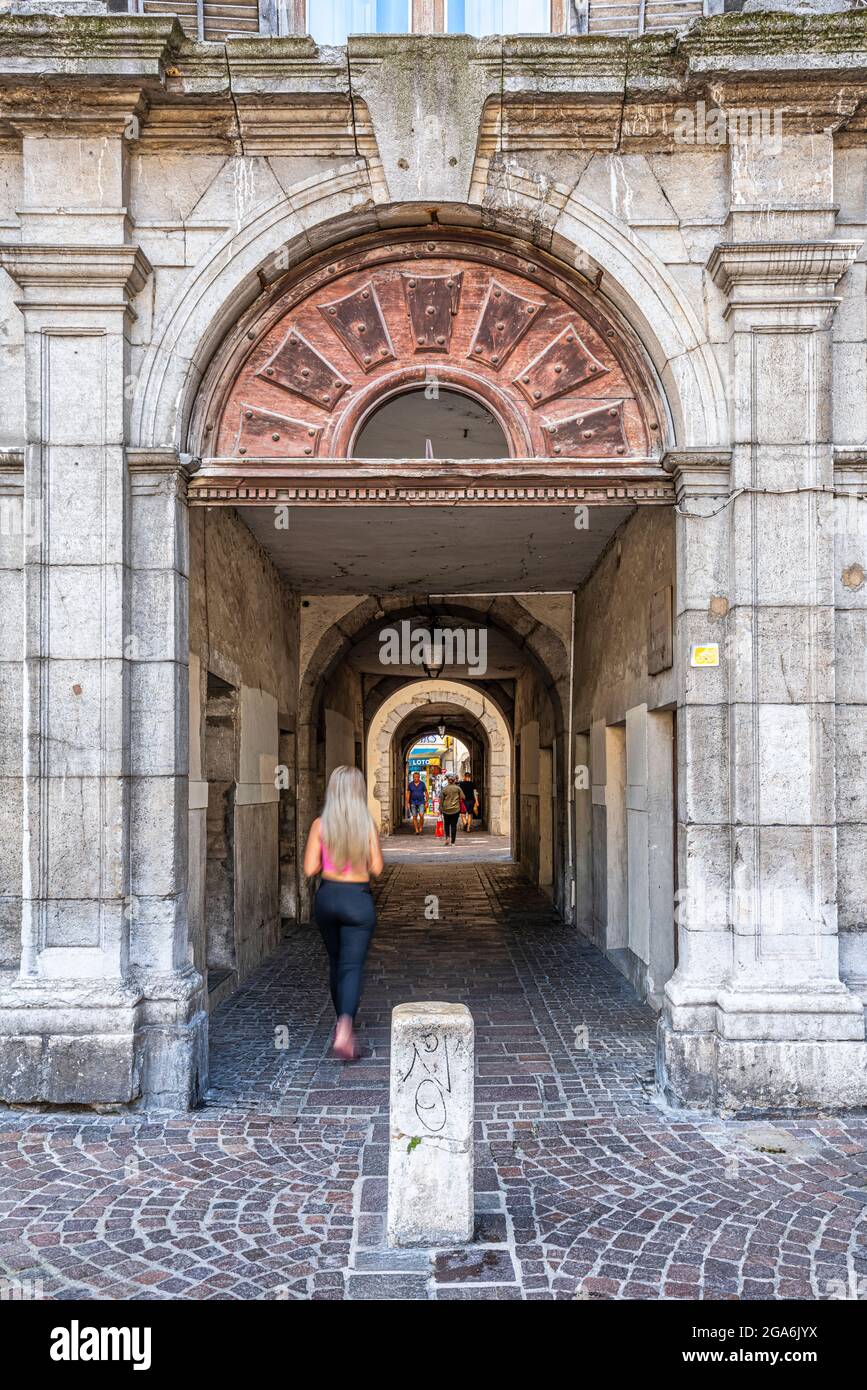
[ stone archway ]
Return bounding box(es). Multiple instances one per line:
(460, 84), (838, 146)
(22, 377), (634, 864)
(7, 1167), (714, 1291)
(293, 597), (566, 917)
(366, 681), (512, 837)
(130, 171), (729, 456)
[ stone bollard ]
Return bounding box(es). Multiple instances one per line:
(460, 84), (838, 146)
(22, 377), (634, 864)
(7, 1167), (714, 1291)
(387, 1002), (474, 1247)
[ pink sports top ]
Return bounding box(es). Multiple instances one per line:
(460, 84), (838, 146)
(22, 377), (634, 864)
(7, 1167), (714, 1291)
(320, 841), (351, 876)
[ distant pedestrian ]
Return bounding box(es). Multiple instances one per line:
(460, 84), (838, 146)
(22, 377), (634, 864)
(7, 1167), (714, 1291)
(440, 774), (462, 846)
(406, 770), (426, 833)
(304, 765), (384, 1061)
(458, 772), (478, 832)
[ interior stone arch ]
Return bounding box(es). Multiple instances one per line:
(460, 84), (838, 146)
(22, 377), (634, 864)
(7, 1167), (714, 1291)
(366, 680), (512, 838)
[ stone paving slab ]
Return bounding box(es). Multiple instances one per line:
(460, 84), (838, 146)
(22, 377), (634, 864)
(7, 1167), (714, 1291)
(0, 860), (865, 1300)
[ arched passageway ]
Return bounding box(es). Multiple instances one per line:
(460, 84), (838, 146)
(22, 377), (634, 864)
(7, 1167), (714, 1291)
(176, 218), (683, 1105)
(5, 9), (866, 1287)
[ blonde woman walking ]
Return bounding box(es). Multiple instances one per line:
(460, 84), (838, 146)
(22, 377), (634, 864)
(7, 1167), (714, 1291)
(303, 765), (384, 1061)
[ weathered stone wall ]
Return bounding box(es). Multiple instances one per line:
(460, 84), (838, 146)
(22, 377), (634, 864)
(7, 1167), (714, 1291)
(573, 510), (676, 728)
(0, 451), (22, 972)
(0, 146), (22, 968)
(0, 150), (24, 450)
(513, 671), (550, 890)
(322, 659), (363, 781)
(832, 139), (867, 1004)
(511, 596), (570, 905)
(572, 508), (676, 1005)
(188, 508), (299, 997)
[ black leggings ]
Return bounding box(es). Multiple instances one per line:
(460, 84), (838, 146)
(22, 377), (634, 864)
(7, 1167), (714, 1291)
(443, 812), (459, 843)
(314, 879), (376, 1020)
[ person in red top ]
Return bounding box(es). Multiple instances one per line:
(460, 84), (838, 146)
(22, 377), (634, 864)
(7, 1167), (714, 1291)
(304, 766), (384, 1061)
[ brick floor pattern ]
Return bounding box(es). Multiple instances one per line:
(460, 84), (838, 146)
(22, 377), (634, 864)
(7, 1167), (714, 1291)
(1, 860), (866, 1300)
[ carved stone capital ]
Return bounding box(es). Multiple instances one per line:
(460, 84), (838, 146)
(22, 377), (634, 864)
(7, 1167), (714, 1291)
(0, 446), (24, 476)
(0, 243), (152, 314)
(127, 446), (199, 498)
(661, 448), (732, 504)
(707, 240), (862, 308)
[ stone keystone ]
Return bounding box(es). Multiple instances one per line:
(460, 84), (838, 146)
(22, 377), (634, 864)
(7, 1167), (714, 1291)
(387, 1001), (474, 1247)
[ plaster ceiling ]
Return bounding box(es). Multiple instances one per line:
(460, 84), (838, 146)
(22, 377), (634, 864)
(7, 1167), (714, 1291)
(236, 503), (632, 595)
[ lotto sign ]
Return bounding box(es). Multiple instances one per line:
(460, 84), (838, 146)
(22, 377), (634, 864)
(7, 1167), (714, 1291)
(690, 643), (720, 668)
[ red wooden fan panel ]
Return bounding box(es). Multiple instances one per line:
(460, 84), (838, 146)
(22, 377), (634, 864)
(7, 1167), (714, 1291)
(214, 241), (657, 460)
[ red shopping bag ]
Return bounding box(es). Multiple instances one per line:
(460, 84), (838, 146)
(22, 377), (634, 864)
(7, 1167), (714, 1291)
(435, 817), (444, 838)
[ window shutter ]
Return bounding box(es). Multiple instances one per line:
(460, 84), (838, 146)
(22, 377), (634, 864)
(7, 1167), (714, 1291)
(138, 0), (262, 41)
(586, 0), (702, 33)
(642, 0), (703, 30)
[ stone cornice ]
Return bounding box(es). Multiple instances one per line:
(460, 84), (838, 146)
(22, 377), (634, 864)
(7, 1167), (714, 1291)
(0, 446), (24, 474)
(217, 35), (346, 88)
(707, 242), (862, 300)
(188, 457), (674, 508)
(833, 445), (867, 482)
(0, 14), (183, 78)
(187, 480), (674, 507)
(662, 449), (732, 471)
(0, 15), (865, 152)
(126, 446), (180, 471)
(127, 446), (198, 481)
(0, 88), (152, 140)
(679, 10), (867, 74)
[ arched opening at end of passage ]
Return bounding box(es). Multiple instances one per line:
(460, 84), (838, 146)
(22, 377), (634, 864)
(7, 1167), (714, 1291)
(353, 386), (511, 459)
(365, 680), (514, 847)
(404, 728), (473, 821)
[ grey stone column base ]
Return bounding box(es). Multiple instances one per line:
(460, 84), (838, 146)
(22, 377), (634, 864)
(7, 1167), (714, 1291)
(0, 970), (207, 1110)
(658, 1012), (867, 1113)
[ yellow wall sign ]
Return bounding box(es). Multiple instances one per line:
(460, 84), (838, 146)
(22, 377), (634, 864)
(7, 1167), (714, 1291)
(690, 644), (720, 667)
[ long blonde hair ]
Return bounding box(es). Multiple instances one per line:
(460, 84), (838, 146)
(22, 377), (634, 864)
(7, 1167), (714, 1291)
(320, 765), (374, 872)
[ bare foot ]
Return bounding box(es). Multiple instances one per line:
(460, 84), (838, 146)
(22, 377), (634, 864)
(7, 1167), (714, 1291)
(333, 1016), (358, 1061)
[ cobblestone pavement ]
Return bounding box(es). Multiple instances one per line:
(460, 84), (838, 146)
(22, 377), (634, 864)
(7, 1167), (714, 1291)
(380, 822), (512, 864)
(1, 859), (866, 1301)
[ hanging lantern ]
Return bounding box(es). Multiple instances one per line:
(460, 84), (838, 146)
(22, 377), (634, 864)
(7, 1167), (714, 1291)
(420, 621), (445, 680)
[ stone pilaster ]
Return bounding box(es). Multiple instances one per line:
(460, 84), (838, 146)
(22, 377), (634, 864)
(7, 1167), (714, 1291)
(127, 447), (207, 1107)
(832, 448), (867, 1005)
(659, 242), (867, 1111)
(0, 449), (24, 973)
(0, 105), (205, 1102)
(0, 242), (148, 1101)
